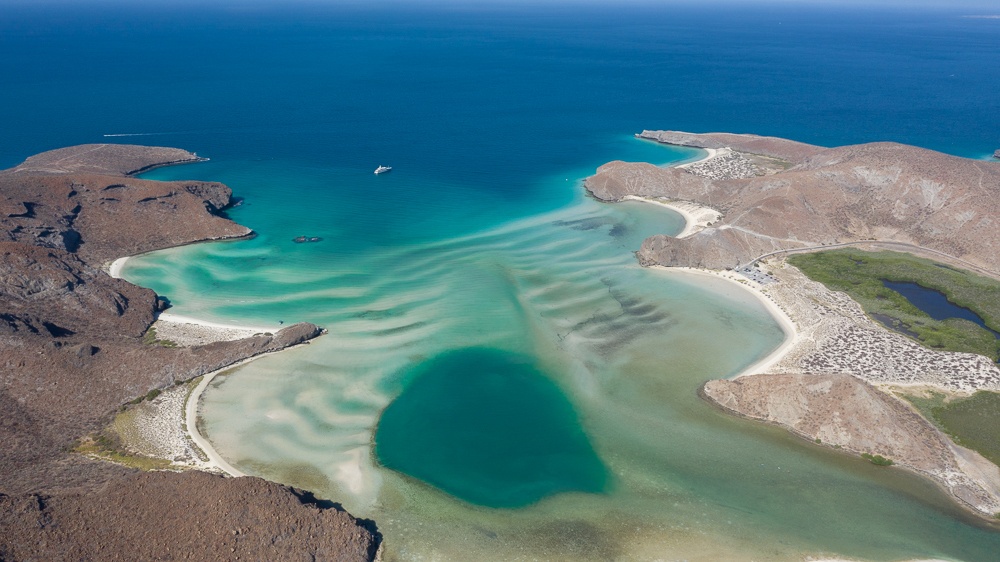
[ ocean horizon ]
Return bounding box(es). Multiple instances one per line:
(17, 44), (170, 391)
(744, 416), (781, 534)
(5, 1), (1000, 559)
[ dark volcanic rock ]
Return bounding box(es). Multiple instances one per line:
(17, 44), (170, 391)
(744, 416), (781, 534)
(0, 145), (376, 560)
(0, 472), (378, 562)
(0, 241), (156, 339)
(0, 167), (252, 264)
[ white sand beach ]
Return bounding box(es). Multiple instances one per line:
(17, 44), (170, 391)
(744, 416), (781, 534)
(675, 147), (719, 168)
(185, 361), (252, 477)
(623, 196), (722, 238)
(154, 313), (278, 346)
(107, 253), (296, 476)
(107, 256), (129, 278)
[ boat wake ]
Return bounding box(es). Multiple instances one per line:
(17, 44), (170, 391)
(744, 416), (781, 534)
(102, 132), (176, 137)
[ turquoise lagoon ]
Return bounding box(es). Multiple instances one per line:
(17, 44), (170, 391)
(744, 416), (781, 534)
(8, 1), (1000, 559)
(123, 139), (1000, 561)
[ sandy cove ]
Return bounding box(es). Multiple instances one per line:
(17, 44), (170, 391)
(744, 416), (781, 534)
(623, 196), (722, 238)
(108, 254), (304, 477)
(612, 143), (1000, 518)
(112, 320), (300, 477)
(109, 256), (279, 344)
(661, 258), (1000, 392)
(675, 147), (718, 168)
(655, 265), (799, 377)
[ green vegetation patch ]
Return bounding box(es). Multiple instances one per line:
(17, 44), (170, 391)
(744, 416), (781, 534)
(74, 431), (173, 471)
(142, 325), (178, 348)
(861, 453), (894, 466)
(898, 388), (1000, 469)
(898, 389), (950, 432)
(932, 391), (1000, 467)
(788, 249), (1000, 360)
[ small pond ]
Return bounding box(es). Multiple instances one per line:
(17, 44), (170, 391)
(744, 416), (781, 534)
(882, 280), (1000, 339)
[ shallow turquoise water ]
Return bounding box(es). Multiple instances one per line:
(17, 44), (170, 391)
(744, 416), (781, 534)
(123, 139), (1000, 560)
(35, 2), (1000, 559)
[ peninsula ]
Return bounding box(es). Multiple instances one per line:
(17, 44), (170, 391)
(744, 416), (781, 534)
(0, 145), (378, 560)
(587, 131), (1000, 518)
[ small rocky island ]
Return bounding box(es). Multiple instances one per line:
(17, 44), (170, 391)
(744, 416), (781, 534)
(0, 144), (378, 560)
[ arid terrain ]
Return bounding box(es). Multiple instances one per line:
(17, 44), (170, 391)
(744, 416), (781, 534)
(704, 260), (1000, 515)
(0, 145), (378, 560)
(589, 131), (1000, 518)
(588, 130), (1000, 274)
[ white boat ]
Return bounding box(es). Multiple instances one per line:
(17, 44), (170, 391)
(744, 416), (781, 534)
(374, 165), (392, 175)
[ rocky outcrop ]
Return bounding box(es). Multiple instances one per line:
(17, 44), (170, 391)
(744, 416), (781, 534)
(587, 137), (1000, 272)
(0, 145), (377, 559)
(9, 143), (205, 176)
(0, 242), (157, 339)
(637, 129), (824, 163)
(703, 373), (1000, 515)
(0, 471), (379, 562)
(0, 147), (251, 264)
(994, 149), (999, 159)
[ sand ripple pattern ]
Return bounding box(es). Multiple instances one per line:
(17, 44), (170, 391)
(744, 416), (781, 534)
(188, 202), (696, 504)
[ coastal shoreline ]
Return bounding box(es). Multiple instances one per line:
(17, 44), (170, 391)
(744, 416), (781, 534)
(654, 265), (799, 378)
(675, 147), (718, 169)
(183, 343), (311, 478)
(613, 148), (724, 238)
(185, 362), (246, 476)
(622, 196), (721, 239)
(107, 256), (129, 278)
(109, 254), (306, 477)
(606, 134), (1000, 520)
(0, 143), (378, 559)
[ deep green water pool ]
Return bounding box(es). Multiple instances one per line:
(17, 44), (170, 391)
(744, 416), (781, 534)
(374, 348), (607, 508)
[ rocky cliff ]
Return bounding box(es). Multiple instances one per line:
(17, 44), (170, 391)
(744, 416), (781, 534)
(0, 144), (378, 560)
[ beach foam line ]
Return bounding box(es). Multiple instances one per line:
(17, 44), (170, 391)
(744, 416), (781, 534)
(103, 132), (176, 137)
(654, 266), (798, 379)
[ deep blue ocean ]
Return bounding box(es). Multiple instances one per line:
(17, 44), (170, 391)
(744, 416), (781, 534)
(5, 2), (1000, 560)
(3, 1), (999, 170)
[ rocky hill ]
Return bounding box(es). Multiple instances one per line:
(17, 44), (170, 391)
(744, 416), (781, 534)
(588, 132), (1000, 272)
(0, 471), (378, 562)
(703, 373), (1000, 515)
(0, 145), (378, 560)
